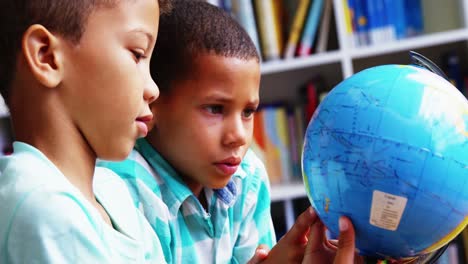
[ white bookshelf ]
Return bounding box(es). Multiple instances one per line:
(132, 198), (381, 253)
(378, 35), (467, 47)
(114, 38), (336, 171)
(270, 181), (307, 202)
(266, 0), (468, 206)
(261, 28), (468, 79)
(261, 50), (343, 75)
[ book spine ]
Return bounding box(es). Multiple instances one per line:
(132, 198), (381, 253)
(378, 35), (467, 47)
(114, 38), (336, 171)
(254, 0), (281, 60)
(262, 107), (283, 184)
(354, 0), (369, 46)
(343, 0), (356, 48)
(231, 0), (262, 53)
(316, 0), (333, 53)
(252, 110), (266, 163)
(283, 0), (311, 59)
(366, 0), (386, 45)
(287, 110), (300, 179)
(384, 0), (406, 40)
(261, 106), (293, 183)
(294, 106), (306, 181)
(221, 0), (232, 13)
(297, 0), (325, 57)
(461, 228), (468, 263)
(271, 0), (285, 57)
(305, 81), (318, 122)
(274, 107), (293, 182)
(404, 0), (423, 36)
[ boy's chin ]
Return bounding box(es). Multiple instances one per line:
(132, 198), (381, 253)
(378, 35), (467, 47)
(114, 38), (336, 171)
(208, 179), (232, 190)
(95, 146), (132, 161)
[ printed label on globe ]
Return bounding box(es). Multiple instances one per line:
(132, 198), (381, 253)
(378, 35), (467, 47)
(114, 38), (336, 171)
(369, 190), (408, 231)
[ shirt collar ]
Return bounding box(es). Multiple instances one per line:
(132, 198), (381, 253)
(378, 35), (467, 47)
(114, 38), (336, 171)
(135, 138), (192, 215)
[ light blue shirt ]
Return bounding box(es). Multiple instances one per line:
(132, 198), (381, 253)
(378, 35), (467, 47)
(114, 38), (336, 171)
(0, 142), (165, 263)
(99, 138), (276, 264)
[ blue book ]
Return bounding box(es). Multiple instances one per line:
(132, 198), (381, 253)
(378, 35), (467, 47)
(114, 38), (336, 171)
(443, 51), (465, 94)
(384, 0), (406, 40)
(353, 0), (369, 46)
(404, 0), (423, 36)
(365, 0), (389, 44)
(220, 0), (232, 13)
(297, 0), (324, 56)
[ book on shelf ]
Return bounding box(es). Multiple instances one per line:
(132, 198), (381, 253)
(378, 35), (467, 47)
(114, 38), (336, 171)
(366, 0), (396, 45)
(297, 0), (325, 57)
(252, 105), (293, 184)
(351, 0), (370, 46)
(460, 227), (468, 263)
(303, 80), (318, 122)
(442, 51), (465, 94)
(315, 0), (333, 53)
(343, 0), (355, 46)
(292, 105), (306, 180)
(282, 0), (301, 37)
(252, 76), (330, 185)
(404, 0), (423, 36)
(253, 0), (284, 61)
(287, 108), (300, 180)
(384, 0), (406, 40)
(283, 0), (310, 59)
(220, 0), (232, 13)
(344, 0), (423, 47)
(231, 0), (261, 52)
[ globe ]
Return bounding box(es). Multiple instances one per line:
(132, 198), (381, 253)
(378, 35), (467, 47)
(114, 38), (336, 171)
(302, 63), (468, 259)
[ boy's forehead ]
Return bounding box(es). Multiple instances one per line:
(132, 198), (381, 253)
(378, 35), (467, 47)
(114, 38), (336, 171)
(191, 53), (260, 74)
(171, 54), (260, 97)
(84, 0), (159, 37)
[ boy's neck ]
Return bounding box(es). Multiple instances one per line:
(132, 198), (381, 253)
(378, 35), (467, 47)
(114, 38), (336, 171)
(10, 86), (97, 201)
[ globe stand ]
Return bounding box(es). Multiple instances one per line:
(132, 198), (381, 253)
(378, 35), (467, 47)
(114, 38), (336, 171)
(409, 50), (449, 80)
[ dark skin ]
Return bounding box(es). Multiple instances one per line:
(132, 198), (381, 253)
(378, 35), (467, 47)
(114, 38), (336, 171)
(248, 207), (364, 264)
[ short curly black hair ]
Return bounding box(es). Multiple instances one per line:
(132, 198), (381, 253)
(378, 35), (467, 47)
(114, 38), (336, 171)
(0, 0), (172, 108)
(151, 0), (259, 93)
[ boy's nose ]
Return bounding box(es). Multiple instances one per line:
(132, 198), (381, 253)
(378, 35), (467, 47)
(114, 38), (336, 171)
(144, 77), (159, 104)
(223, 118), (247, 148)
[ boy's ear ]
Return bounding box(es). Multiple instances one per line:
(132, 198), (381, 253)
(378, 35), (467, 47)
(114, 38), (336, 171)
(22, 24), (64, 88)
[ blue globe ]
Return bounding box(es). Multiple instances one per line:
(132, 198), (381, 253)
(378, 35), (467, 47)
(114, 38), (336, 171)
(302, 64), (468, 259)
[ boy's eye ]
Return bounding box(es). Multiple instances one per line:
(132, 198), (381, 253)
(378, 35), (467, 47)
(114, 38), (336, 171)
(131, 50), (146, 62)
(205, 105), (223, 114)
(242, 108), (257, 118)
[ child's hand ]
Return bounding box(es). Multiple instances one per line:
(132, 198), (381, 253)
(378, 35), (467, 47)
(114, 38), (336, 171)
(302, 214), (363, 264)
(256, 207), (318, 264)
(252, 207), (363, 264)
(247, 244), (270, 264)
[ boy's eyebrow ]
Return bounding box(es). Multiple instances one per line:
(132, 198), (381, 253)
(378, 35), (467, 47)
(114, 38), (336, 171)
(129, 28), (154, 44)
(204, 94), (233, 103)
(204, 94), (259, 105)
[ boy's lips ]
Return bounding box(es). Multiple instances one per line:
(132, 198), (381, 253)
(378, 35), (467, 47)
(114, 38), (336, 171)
(214, 157), (241, 175)
(136, 115), (153, 122)
(136, 114), (153, 137)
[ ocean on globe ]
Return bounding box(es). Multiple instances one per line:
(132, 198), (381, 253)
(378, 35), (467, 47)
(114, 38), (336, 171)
(301, 64), (468, 259)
